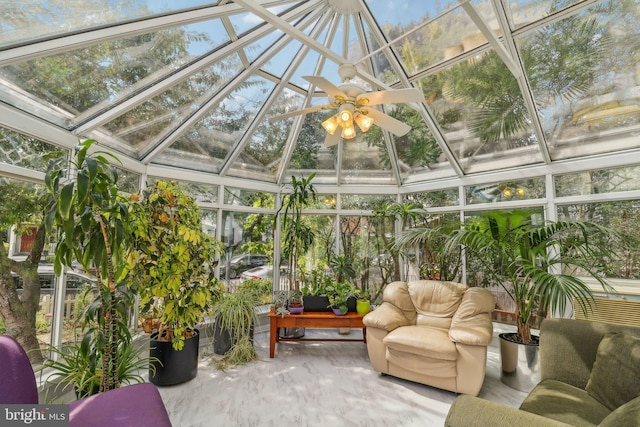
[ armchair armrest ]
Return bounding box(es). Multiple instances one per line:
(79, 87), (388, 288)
(445, 395), (573, 427)
(362, 302), (412, 332)
(449, 288), (494, 346)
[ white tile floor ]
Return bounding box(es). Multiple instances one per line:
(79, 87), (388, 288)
(156, 322), (528, 427)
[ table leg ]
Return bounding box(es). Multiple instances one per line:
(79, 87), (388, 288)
(363, 327), (367, 343)
(269, 318), (277, 358)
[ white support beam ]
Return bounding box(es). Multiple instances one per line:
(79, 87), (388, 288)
(459, 1), (522, 78)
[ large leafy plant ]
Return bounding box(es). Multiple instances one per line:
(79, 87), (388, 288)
(45, 139), (132, 393)
(444, 210), (618, 344)
(127, 180), (223, 350)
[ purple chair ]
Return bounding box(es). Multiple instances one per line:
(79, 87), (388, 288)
(0, 335), (172, 427)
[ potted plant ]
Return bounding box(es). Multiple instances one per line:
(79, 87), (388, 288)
(326, 281), (357, 315)
(444, 209), (619, 391)
(287, 290), (304, 314)
(41, 335), (156, 401)
(45, 139), (134, 393)
(355, 289), (371, 316)
(127, 180), (224, 386)
(209, 282), (262, 369)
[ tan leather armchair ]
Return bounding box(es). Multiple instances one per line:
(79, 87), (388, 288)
(363, 280), (495, 396)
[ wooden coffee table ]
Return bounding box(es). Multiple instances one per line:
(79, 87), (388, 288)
(268, 311), (366, 358)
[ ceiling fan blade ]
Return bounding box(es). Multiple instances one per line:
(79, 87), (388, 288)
(357, 88), (424, 106)
(303, 75), (347, 100)
(324, 130), (341, 147)
(363, 108), (412, 136)
(269, 105), (331, 122)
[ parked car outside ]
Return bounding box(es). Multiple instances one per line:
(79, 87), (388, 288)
(240, 265), (273, 281)
(222, 254), (270, 279)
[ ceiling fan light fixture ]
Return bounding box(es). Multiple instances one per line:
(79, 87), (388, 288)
(322, 115), (340, 135)
(354, 112), (374, 132)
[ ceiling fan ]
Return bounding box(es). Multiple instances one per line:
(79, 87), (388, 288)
(270, 64), (425, 146)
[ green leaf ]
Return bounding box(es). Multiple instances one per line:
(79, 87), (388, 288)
(76, 170), (89, 204)
(58, 182), (75, 220)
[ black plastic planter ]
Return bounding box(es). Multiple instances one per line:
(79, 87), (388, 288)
(212, 321), (254, 355)
(149, 329), (199, 386)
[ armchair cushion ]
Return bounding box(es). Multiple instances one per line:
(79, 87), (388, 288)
(585, 332), (640, 411)
(520, 379), (610, 427)
(383, 326), (457, 360)
(599, 396), (640, 427)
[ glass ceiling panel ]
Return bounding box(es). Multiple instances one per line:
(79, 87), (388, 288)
(360, 105), (443, 182)
(359, 17), (399, 86)
(420, 48), (542, 174)
(290, 49), (322, 88)
(261, 39), (303, 77)
(341, 134), (396, 185)
(227, 89), (305, 181)
(101, 54), (244, 156)
(0, 20), (231, 129)
(245, 30), (284, 63)
(152, 75), (276, 173)
(520, 0), (640, 161)
(0, 1), (216, 47)
(228, 11), (264, 36)
(287, 106), (338, 185)
(390, 6), (499, 76)
(505, 0), (586, 30)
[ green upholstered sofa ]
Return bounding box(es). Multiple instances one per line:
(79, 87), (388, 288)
(445, 318), (640, 427)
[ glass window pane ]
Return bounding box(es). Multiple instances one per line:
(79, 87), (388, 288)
(341, 194), (395, 210)
(505, 0), (585, 30)
(557, 201), (640, 280)
(420, 49), (542, 174)
(220, 210), (274, 284)
(1, 1), (217, 47)
(1, 19), (232, 128)
(223, 187), (274, 208)
(154, 76), (275, 173)
(465, 177), (545, 204)
(101, 55), (243, 155)
(555, 165), (640, 197)
(404, 189), (459, 207)
(340, 214), (392, 302)
(0, 127), (67, 173)
(147, 177), (218, 204)
(520, 1), (640, 160)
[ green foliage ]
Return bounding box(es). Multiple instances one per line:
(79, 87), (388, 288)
(277, 174), (318, 287)
(127, 180), (224, 351)
(444, 209), (620, 344)
(45, 138), (131, 392)
(41, 338), (157, 401)
(34, 311), (50, 334)
(239, 278), (272, 304)
(394, 215), (462, 282)
(326, 281), (357, 312)
(362, 106), (440, 168)
(210, 281), (262, 368)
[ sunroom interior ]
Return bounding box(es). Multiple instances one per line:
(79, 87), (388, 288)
(1, 0), (640, 426)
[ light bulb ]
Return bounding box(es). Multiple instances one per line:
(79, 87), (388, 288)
(341, 123), (357, 139)
(322, 115), (340, 135)
(354, 112), (374, 132)
(339, 109), (352, 123)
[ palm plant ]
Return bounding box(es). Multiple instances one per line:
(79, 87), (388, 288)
(444, 210), (618, 344)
